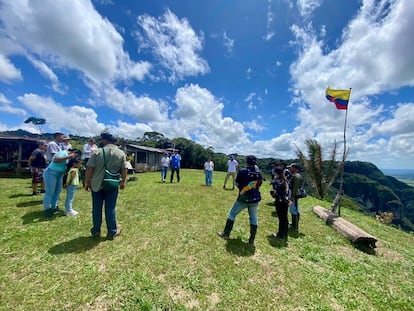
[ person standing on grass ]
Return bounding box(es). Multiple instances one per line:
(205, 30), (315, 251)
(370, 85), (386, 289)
(270, 167), (291, 240)
(84, 132), (127, 240)
(223, 155), (238, 189)
(170, 150), (181, 183)
(160, 152), (169, 182)
(82, 138), (98, 165)
(218, 155), (263, 246)
(46, 132), (64, 163)
(204, 157), (214, 186)
(63, 158), (81, 217)
(43, 148), (82, 217)
(28, 140), (48, 195)
(288, 163), (303, 232)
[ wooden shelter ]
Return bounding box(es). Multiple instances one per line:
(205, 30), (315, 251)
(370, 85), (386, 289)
(126, 144), (166, 173)
(0, 135), (39, 175)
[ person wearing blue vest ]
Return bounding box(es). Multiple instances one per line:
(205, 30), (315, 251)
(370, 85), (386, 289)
(170, 150), (181, 183)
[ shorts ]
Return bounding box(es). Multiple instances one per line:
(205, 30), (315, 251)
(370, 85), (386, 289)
(31, 167), (45, 184)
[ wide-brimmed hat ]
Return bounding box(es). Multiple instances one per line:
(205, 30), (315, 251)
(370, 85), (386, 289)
(62, 135), (71, 140)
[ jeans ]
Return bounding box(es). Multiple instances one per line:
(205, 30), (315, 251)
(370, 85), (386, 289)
(43, 167), (64, 211)
(65, 185), (78, 212)
(161, 166), (168, 181)
(289, 199), (300, 215)
(170, 167), (180, 182)
(91, 189), (119, 236)
(205, 170), (213, 185)
(228, 200), (258, 225)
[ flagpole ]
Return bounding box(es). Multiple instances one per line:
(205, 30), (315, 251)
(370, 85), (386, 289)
(337, 88), (351, 216)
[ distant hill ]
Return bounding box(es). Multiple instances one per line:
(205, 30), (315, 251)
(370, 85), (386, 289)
(333, 161), (414, 232)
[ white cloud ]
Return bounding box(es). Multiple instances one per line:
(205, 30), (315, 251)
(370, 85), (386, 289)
(0, 54), (22, 83)
(18, 93), (106, 136)
(0, 0), (150, 85)
(288, 0), (414, 168)
(223, 31), (235, 54)
(0, 93), (26, 115)
(136, 9), (209, 82)
(296, 0), (323, 17)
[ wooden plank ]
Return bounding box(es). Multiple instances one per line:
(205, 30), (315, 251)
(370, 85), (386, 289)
(313, 205), (377, 248)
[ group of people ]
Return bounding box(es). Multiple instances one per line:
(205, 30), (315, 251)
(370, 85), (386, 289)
(29, 132), (127, 240)
(29, 132), (305, 244)
(217, 158), (305, 247)
(160, 150), (182, 183)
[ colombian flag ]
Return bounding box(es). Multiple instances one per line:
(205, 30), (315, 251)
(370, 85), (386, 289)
(326, 87), (350, 110)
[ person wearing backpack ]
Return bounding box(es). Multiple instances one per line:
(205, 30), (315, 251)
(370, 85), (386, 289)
(270, 167), (291, 240)
(288, 163), (304, 232)
(217, 155), (263, 247)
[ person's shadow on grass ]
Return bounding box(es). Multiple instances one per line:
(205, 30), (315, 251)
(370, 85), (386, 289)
(225, 237), (255, 256)
(17, 200), (43, 208)
(21, 210), (65, 224)
(10, 193), (35, 198)
(267, 235), (288, 248)
(48, 236), (103, 254)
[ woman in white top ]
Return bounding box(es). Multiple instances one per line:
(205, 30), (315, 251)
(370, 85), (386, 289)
(82, 139), (98, 165)
(204, 158), (214, 186)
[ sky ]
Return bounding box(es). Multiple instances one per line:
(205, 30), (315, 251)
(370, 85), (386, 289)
(0, 0), (413, 170)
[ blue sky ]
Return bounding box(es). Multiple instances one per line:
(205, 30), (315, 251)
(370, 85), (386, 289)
(0, 0), (413, 169)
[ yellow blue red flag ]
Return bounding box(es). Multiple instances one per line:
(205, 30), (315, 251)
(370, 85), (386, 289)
(326, 87), (350, 110)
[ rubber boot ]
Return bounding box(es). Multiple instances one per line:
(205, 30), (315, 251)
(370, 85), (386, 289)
(290, 215), (299, 232)
(217, 218), (234, 240)
(248, 224), (258, 246)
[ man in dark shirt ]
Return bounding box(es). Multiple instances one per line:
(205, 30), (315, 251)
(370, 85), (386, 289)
(217, 155), (263, 246)
(28, 140), (48, 195)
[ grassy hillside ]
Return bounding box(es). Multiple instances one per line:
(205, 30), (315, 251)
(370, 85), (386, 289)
(1, 170), (413, 310)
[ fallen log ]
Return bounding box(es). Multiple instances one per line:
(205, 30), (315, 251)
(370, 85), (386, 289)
(313, 205), (377, 248)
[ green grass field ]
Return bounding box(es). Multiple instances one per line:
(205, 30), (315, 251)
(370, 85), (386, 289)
(1, 169), (413, 310)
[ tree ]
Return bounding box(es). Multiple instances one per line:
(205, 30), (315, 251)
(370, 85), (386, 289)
(296, 139), (344, 199)
(24, 117), (46, 134)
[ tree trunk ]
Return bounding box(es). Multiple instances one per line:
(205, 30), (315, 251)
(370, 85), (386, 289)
(313, 205), (377, 248)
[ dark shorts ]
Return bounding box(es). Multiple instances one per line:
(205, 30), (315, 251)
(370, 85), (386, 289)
(31, 167), (45, 183)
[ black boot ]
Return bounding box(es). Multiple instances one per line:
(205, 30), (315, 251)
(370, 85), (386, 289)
(217, 218), (234, 240)
(248, 224), (258, 246)
(290, 215), (298, 232)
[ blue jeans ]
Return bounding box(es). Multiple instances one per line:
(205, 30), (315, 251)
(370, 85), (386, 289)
(43, 167), (64, 211)
(65, 185), (78, 212)
(289, 199), (300, 215)
(91, 189), (119, 236)
(161, 166), (168, 181)
(228, 200), (258, 225)
(205, 170), (213, 185)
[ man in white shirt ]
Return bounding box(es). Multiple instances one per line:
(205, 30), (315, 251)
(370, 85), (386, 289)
(223, 155), (238, 190)
(46, 132), (64, 163)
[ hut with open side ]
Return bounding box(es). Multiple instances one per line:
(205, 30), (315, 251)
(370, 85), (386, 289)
(0, 135), (38, 176)
(126, 144), (166, 173)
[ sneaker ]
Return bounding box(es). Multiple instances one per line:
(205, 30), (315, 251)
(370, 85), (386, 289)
(51, 206), (60, 213)
(107, 228), (121, 240)
(66, 210), (79, 217)
(40, 189), (46, 193)
(44, 208), (54, 218)
(217, 232), (230, 240)
(32, 192), (39, 195)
